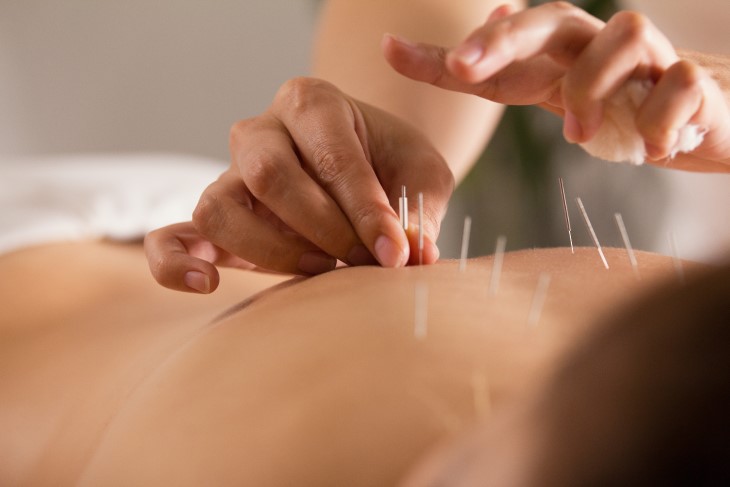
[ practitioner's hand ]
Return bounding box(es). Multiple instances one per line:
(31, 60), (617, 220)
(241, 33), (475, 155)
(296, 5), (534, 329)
(383, 2), (730, 172)
(145, 221), (260, 294)
(146, 78), (453, 293)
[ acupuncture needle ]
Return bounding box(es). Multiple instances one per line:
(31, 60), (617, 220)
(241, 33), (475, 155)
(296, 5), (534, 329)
(527, 273), (551, 327)
(414, 282), (428, 340)
(559, 177), (574, 254)
(576, 197), (609, 270)
(459, 216), (472, 272)
(418, 192), (424, 266)
(669, 232), (685, 285)
(614, 212), (640, 279)
(399, 185), (408, 231)
(471, 370), (491, 419)
(488, 235), (507, 296)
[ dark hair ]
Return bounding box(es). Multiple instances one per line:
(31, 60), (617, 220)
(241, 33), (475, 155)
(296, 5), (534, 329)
(530, 262), (730, 486)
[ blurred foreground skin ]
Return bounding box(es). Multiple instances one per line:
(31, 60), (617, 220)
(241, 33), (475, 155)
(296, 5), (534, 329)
(402, 258), (730, 487)
(0, 241), (708, 486)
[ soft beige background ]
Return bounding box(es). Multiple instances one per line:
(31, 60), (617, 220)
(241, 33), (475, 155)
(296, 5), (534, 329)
(0, 0), (316, 158)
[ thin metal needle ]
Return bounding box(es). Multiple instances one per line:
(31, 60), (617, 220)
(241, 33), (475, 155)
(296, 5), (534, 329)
(459, 216), (472, 272)
(614, 212), (640, 279)
(559, 177), (574, 254)
(418, 192), (424, 266)
(488, 235), (507, 296)
(669, 232), (685, 285)
(414, 282), (428, 340)
(399, 185), (408, 231)
(527, 273), (551, 327)
(471, 370), (491, 419)
(576, 197), (609, 270)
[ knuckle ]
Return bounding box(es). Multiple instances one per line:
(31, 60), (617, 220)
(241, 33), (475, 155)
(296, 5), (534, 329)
(243, 152), (282, 199)
(276, 77), (337, 115)
(542, 1), (590, 23)
(143, 227), (161, 248)
(669, 60), (704, 88)
(477, 76), (500, 102)
(349, 201), (389, 230)
(228, 119), (245, 143)
(228, 118), (255, 153)
(313, 145), (351, 187)
(608, 11), (654, 44)
(228, 115), (271, 155)
(427, 162), (455, 226)
(423, 153), (455, 196)
(427, 47), (450, 86)
(546, 1), (579, 14)
(192, 192), (223, 238)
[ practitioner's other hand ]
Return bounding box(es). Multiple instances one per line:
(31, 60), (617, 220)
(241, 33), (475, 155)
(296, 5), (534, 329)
(383, 2), (730, 172)
(145, 78), (453, 293)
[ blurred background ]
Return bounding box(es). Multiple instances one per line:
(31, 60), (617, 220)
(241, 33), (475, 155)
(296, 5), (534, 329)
(2, 0), (729, 263)
(0, 1), (316, 157)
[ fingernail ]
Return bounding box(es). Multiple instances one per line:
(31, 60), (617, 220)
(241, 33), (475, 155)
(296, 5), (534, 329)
(375, 235), (408, 268)
(645, 141), (664, 160)
(450, 41), (484, 66)
(184, 271), (210, 294)
(564, 111), (583, 143)
(347, 244), (378, 266)
(298, 251), (337, 275)
(384, 32), (418, 49)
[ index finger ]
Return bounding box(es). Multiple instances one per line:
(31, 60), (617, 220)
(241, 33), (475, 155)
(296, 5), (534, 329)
(447, 2), (604, 83)
(271, 77), (410, 268)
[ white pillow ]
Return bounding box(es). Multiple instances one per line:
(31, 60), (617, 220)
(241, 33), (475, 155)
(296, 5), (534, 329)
(0, 153), (226, 255)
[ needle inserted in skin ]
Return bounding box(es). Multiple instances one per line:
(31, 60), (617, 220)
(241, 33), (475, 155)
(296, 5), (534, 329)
(418, 192), (424, 266)
(459, 216), (472, 272)
(559, 178), (574, 254)
(488, 235), (507, 296)
(471, 370), (491, 419)
(669, 232), (685, 285)
(527, 273), (551, 327)
(399, 185), (408, 231)
(614, 212), (640, 279)
(414, 282), (428, 340)
(576, 197), (609, 269)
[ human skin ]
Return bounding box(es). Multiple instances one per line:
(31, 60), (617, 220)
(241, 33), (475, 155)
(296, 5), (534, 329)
(401, 256), (730, 487)
(0, 242), (698, 485)
(385, 2), (730, 172)
(312, 0), (517, 182)
(145, 0), (520, 288)
(0, 242), (286, 485)
(148, 1), (730, 293)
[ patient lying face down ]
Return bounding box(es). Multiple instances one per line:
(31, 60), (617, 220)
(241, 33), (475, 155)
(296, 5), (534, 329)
(403, 254), (730, 487)
(1, 242), (721, 485)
